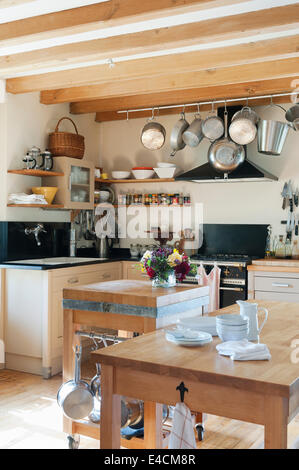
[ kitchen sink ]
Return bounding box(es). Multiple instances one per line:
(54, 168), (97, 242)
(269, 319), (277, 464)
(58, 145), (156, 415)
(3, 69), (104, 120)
(6, 257), (108, 265)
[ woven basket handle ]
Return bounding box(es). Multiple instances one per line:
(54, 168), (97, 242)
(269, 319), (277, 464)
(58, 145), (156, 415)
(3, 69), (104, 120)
(55, 117), (79, 134)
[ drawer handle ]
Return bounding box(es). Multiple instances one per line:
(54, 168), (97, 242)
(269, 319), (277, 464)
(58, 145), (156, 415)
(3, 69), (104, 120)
(68, 277), (79, 284)
(102, 273), (111, 279)
(272, 283), (291, 288)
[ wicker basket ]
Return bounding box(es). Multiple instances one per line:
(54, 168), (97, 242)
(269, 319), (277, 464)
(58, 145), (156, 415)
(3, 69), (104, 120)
(48, 117), (85, 159)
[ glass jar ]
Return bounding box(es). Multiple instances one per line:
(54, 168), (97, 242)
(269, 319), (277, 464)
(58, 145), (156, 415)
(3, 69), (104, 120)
(152, 271), (176, 288)
(274, 235), (286, 258)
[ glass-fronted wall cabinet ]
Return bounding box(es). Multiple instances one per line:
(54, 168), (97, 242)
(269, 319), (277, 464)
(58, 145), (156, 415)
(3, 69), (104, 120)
(42, 157), (95, 209)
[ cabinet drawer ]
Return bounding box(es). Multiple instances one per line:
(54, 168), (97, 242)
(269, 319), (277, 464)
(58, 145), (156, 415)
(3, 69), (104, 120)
(255, 276), (299, 294)
(52, 264), (121, 291)
(255, 291), (299, 302)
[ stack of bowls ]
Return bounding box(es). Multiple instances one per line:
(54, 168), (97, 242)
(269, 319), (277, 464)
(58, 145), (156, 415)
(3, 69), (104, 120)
(216, 314), (249, 342)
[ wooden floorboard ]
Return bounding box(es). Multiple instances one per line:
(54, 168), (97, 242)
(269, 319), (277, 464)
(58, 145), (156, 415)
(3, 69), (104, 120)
(0, 369), (298, 449)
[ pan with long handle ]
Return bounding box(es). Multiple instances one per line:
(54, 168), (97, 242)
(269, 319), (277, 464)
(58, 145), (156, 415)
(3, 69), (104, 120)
(170, 111), (189, 157)
(57, 345), (94, 420)
(207, 110), (245, 173)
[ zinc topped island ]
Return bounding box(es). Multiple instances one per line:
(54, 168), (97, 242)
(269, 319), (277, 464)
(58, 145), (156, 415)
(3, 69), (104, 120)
(62, 279), (209, 449)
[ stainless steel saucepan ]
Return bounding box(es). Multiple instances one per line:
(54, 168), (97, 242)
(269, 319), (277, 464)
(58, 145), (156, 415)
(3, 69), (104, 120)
(229, 105), (259, 145)
(170, 111), (189, 157)
(201, 102), (224, 141)
(208, 110), (245, 173)
(141, 108), (166, 151)
(285, 102), (299, 131)
(182, 106), (204, 147)
(57, 345), (94, 420)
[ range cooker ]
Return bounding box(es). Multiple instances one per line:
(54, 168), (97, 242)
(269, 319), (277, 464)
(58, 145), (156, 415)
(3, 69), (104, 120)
(182, 224), (268, 308)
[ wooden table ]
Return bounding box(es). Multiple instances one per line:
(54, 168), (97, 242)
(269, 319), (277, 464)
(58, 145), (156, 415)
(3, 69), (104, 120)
(63, 279), (209, 449)
(94, 300), (299, 449)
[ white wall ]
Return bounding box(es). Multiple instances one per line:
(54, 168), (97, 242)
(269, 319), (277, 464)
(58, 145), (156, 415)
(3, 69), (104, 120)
(1, 92), (101, 222)
(99, 101), (298, 248)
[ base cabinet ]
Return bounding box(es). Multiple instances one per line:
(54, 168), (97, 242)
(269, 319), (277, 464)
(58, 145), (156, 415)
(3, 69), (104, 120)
(122, 261), (149, 281)
(2, 262), (121, 377)
(248, 269), (299, 302)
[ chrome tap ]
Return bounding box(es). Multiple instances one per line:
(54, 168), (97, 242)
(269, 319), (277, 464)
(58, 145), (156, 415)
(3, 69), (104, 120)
(25, 223), (47, 246)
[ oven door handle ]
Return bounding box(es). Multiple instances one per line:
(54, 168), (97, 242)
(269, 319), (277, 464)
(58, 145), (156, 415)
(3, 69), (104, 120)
(220, 286), (244, 292)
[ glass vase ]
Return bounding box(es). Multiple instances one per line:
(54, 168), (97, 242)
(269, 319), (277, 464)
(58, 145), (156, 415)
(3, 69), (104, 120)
(152, 272), (176, 288)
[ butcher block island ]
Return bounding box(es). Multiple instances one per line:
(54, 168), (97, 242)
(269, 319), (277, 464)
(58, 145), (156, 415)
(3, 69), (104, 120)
(62, 280), (209, 449)
(94, 301), (299, 450)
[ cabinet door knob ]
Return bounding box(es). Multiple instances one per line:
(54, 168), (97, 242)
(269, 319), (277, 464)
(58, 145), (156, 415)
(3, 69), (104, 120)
(68, 277), (79, 284)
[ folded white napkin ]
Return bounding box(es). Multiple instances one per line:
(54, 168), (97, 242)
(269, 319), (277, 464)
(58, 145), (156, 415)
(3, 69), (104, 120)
(168, 402), (196, 449)
(8, 193), (48, 204)
(216, 339), (271, 361)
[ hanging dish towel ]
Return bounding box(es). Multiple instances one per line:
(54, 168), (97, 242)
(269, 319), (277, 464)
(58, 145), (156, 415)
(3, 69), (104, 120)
(216, 339), (271, 361)
(197, 263), (221, 312)
(168, 402), (196, 449)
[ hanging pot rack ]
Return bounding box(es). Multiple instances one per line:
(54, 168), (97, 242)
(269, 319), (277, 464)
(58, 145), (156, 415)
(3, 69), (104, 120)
(118, 91), (298, 117)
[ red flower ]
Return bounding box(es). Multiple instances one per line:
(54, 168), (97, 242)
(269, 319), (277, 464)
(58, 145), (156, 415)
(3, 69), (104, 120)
(175, 261), (191, 281)
(146, 266), (156, 279)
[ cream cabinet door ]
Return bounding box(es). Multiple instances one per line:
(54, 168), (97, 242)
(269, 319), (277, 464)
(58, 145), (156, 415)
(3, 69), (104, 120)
(123, 261), (148, 281)
(51, 262), (122, 352)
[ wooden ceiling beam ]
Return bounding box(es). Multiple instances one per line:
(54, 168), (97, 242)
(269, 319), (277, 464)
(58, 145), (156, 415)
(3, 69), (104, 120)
(0, 0), (242, 42)
(38, 58), (299, 104)
(95, 95), (293, 122)
(71, 78), (297, 115)
(3, 25), (299, 80)
(4, 4), (299, 87)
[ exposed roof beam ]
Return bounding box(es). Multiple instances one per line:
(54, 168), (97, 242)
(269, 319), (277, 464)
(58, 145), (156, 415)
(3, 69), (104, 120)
(71, 78), (296, 114)
(95, 95), (293, 122)
(0, 0), (240, 42)
(38, 58), (299, 104)
(3, 4), (299, 82)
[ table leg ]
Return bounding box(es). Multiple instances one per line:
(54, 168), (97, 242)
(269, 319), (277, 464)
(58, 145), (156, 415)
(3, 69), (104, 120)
(144, 401), (163, 449)
(100, 364), (121, 449)
(264, 395), (288, 449)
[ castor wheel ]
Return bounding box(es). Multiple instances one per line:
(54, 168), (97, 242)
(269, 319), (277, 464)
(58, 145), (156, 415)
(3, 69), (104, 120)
(195, 423), (205, 441)
(67, 434), (80, 449)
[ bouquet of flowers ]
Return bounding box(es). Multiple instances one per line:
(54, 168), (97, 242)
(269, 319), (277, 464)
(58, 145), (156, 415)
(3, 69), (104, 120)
(140, 246), (192, 286)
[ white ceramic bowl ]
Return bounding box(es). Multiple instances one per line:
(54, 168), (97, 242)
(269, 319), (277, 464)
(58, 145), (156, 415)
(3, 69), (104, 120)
(154, 167), (176, 179)
(157, 162), (176, 168)
(216, 327), (248, 342)
(132, 169), (155, 179)
(216, 314), (248, 326)
(111, 171), (131, 179)
(99, 190), (110, 202)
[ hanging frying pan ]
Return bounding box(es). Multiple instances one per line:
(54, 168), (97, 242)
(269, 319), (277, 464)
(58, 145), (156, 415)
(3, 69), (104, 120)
(207, 109), (245, 173)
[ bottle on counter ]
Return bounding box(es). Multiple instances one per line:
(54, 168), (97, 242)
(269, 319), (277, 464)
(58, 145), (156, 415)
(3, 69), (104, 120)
(292, 240), (299, 259)
(285, 238), (292, 259)
(274, 235), (286, 258)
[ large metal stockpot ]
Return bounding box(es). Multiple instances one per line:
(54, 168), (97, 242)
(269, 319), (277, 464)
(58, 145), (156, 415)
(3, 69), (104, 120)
(257, 103), (293, 156)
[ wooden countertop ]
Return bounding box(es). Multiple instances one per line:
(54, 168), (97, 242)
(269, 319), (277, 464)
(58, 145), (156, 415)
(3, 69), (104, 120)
(94, 300), (299, 397)
(248, 258), (299, 273)
(63, 280), (209, 318)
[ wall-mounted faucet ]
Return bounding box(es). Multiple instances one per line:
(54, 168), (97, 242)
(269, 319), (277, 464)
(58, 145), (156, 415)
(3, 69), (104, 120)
(25, 223), (47, 246)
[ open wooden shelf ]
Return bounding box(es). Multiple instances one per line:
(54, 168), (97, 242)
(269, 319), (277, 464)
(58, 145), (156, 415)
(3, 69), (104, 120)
(7, 204), (64, 209)
(95, 178), (175, 184)
(8, 169), (64, 177)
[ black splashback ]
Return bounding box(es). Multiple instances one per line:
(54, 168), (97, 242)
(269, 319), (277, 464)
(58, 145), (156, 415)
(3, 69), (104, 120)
(198, 224), (268, 258)
(0, 221), (70, 262)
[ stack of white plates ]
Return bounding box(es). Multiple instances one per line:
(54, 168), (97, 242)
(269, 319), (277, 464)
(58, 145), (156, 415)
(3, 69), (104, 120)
(177, 316), (217, 336)
(165, 327), (212, 347)
(216, 314), (249, 342)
